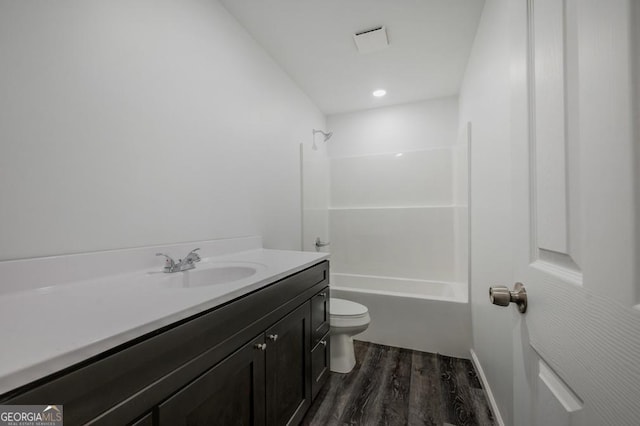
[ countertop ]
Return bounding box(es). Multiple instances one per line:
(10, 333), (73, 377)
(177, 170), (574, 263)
(0, 247), (329, 395)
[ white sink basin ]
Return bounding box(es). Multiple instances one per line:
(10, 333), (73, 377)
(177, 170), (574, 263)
(158, 262), (265, 289)
(187, 266), (257, 287)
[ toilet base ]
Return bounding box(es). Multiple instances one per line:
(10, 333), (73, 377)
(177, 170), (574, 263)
(330, 333), (357, 374)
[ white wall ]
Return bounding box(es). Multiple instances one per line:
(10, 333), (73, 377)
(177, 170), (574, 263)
(0, 0), (325, 261)
(458, 0), (513, 423)
(327, 98), (465, 284)
(327, 97), (459, 157)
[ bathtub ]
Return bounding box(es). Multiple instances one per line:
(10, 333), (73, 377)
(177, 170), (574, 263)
(330, 273), (471, 357)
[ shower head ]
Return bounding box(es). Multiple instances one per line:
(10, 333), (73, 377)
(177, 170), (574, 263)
(313, 129), (333, 142)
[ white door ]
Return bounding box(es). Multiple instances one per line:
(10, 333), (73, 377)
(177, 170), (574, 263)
(300, 138), (330, 253)
(508, 1), (640, 425)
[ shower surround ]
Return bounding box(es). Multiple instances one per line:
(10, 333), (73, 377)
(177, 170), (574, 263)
(326, 97), (470, 357)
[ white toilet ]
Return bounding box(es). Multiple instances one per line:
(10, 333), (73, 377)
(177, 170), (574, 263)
(329, 298), (371, 374)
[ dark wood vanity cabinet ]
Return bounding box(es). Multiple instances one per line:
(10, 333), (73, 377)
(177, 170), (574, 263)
(0, 261), (330, 426)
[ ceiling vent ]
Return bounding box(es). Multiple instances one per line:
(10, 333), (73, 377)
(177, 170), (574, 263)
(353, 26), (388, 54)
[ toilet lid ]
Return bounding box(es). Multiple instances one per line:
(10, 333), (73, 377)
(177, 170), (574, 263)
(330, 298), (368, 317)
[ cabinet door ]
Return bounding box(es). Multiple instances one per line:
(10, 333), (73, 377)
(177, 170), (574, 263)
(157, 335), (266, 426)
(310, 288), (330, 348)
(265, 303), (311, 426)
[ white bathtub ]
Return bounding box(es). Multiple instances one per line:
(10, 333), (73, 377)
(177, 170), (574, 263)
(330, 273), (471, 357)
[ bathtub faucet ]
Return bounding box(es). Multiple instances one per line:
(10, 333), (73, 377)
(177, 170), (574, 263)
(315, 237), (330, 251)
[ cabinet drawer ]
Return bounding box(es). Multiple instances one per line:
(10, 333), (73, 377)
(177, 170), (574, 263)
(310, 332), (330, 400)
(310, 287), (330, 347)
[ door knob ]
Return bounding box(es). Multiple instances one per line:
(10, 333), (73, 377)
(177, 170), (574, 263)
(489, 282), (527, 313)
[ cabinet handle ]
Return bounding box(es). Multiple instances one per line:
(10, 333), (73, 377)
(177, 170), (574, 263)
(320, 340), (327, 346)
(268, 334), (278, 341)
(319, 292), (327, 298)
(254, 343), (267, 351)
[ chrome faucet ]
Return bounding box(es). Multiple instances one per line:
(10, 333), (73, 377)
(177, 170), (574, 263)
(181, 248), (201, 270)
(156, 248), (201, 273)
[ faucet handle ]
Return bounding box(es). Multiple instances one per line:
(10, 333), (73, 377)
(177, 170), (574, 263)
(186, 248), (201, 262)
(156, 253), (176, 272)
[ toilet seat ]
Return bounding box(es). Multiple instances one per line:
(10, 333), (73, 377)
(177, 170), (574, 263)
(330, 298), (368, 318)
(330, 298), (370, 328)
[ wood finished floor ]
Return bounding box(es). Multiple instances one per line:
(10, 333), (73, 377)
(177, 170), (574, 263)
(302, 341), (495, 426)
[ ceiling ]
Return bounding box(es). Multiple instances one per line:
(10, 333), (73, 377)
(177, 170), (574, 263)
(219, 0), (485, 115)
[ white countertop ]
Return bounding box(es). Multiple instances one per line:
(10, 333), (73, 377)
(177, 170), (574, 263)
(0, 242), (328, 395)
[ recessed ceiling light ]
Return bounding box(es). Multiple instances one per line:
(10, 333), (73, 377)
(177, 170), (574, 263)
(395, 153), (403, 157)
(373, 89), (387, 97)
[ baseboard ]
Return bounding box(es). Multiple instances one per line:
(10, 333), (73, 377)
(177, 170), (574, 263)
(470, 349), (505, 426)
